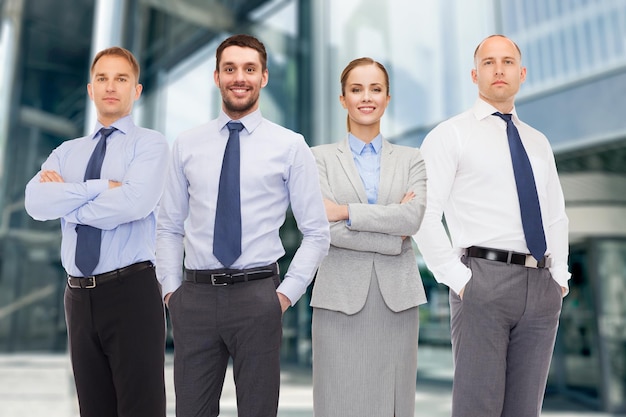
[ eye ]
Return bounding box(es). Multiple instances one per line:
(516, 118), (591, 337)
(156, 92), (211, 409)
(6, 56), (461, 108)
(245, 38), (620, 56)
(246, 67), (255, 73)
(97, 77), (106, 82)
(118, 77), (127, 82)
(351, 88), (361, 93)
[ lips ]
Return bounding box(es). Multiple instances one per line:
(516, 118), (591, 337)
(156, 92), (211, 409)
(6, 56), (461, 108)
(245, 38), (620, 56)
(230, 86), (249, 96)
(358, 106), (376, 113)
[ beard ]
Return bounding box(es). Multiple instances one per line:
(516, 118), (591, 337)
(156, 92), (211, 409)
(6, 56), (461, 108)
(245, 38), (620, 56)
(220, 84), (261, 116)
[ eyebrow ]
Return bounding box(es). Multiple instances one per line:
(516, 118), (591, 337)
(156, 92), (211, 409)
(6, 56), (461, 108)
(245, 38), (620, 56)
(481, 56), (518, 62)
(348, 82), (383, 87)
(221, 61), (259, 67)
(94, 72), (131, 78)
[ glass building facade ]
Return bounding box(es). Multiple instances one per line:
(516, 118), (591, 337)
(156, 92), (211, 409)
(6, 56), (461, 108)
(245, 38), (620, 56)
(0, 0), (624, 412)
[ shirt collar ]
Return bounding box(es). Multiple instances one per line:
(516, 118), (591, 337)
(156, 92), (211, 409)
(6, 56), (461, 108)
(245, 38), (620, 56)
(217, 108), (263, 134)
(472, 98), (520, 123)
(91, 114), (134, 139)
(348, 133), (383, 155)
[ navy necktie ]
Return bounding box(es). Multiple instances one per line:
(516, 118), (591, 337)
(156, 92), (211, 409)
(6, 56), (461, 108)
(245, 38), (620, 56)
(75, 127), (116, 275)
(494, 112), (547, 261)
(213, 121), (244, 267)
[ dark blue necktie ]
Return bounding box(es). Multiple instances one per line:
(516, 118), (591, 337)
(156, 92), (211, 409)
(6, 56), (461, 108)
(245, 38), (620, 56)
(75, 127), (115, 276)
(494, 112), (547, 261)
(213, 121), (244, 267)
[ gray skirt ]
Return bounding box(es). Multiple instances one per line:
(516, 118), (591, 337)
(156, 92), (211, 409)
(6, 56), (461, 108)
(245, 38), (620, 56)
(312, 270), (420, 417)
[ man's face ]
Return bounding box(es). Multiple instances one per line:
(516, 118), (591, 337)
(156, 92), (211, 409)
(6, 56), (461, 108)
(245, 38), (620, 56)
(471, 36), (526, 111)
(87, 55), (142, 126)
(214, 45), (268, 119)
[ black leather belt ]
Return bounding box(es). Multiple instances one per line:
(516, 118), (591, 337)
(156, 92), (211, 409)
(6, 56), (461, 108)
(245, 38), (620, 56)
(466, 246), (551, 269)
(67, 261), (154, 289)
(184, 263), (279, 286)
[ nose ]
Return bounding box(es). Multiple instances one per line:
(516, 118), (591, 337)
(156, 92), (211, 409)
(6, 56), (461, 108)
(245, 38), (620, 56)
(362, 90), (372, 101)
(105, 79), (115, 91)
(234, 68), (247, 81)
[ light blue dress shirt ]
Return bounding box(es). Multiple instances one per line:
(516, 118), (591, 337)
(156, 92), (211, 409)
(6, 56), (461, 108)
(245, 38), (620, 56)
(349, 133), (382, 204)
(25, 115), (170, 276)
(156, 109), (330, 304)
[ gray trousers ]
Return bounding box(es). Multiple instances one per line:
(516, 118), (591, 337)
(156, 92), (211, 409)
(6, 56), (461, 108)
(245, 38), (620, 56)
(168, 274), (283, 417)
(450, 256), (563, 417)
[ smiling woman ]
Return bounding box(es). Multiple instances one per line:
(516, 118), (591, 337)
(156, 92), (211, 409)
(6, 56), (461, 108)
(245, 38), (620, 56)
(310, 57), (427, 417)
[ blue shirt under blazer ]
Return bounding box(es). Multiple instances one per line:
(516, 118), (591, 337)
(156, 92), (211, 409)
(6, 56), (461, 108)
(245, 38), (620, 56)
(311, 136), (428, 315)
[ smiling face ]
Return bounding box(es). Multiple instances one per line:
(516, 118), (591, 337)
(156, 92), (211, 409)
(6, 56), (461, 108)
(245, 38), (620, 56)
(87, 55), (142, 127)
(471, 35), (526, 113)
(214, 45), (269, 120)
(340, 63), (390, 141)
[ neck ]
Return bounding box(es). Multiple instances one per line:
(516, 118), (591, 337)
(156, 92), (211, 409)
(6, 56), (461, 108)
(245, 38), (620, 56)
(479, 95), (514, 114)
(349, 124), (380, 144)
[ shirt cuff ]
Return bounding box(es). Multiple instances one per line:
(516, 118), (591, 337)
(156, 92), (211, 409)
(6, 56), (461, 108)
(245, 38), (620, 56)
(159, 275), (182, 300)
(85, 178), (109, 199)
(276, 277), (304, 306)
(442, 261), (473, 296)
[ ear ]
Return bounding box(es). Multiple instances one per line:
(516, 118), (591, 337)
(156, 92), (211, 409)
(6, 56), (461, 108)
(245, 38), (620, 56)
(134, 84), (143, 100)
(87, 83), (94, 101)
(471, 68), (478, 85)
(339, 94), (347, 109)
(214, 69), (220, 87)
(520, 66), (527, 84)
(261, 68), (269, 88)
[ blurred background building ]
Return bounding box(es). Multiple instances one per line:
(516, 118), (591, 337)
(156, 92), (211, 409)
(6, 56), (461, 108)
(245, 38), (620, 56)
(0, 0), (624, 413)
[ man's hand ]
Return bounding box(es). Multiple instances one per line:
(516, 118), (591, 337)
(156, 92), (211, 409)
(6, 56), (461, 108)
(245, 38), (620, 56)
(39, 170), (65, 183)
(458, 286), (465, 300)
(323, 199), (349, 222)
(109, 180), (122, 189)
(164, 292), (172, 307)
(277, 291), (291, 314)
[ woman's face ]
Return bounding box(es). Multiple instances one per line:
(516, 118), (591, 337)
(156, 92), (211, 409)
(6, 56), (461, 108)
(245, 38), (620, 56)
(340, 64), (390, 130)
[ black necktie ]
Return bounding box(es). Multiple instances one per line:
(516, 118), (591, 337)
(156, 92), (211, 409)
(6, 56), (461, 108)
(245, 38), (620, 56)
(75, 127), (116, 275)
(494, 112), (547, 261)
(213, 121), (244, 267)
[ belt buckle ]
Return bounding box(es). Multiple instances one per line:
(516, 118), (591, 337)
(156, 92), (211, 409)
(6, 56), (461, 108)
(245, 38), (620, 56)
(524, 255), (539, 269)
(210, 273), (228, 286)
(84, 276), (97, 288)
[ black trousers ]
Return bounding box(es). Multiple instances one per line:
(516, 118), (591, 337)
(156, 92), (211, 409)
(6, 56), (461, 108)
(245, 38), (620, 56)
(64, 263), (166, 417)
(168, 274), (283, 417)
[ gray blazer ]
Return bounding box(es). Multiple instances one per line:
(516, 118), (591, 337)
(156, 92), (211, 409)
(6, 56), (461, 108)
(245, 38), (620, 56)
(310, 137), (428, 314)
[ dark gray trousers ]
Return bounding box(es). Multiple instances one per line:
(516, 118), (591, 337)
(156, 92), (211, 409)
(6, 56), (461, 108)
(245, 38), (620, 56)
(168, 274), (282, 417)
(450, 256), (563, 417)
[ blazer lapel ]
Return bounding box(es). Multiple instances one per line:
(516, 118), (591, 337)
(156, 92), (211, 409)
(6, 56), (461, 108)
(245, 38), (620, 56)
(336, 137), (368, 203)
(377, 138), (395, 204)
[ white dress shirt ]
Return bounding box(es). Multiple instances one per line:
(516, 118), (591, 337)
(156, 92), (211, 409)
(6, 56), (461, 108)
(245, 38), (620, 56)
(414, 99), (570, 295)
(156, 109), (330, 304)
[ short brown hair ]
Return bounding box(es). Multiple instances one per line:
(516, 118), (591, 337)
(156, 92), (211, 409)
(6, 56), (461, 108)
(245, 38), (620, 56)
(90, 46), (140, 82)
(215, 34), (268, 72)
